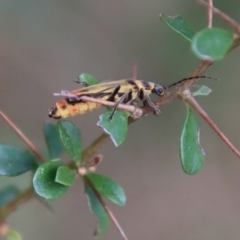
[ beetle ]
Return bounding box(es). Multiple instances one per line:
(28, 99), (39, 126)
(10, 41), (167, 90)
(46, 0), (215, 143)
(48, 76), (215, 120)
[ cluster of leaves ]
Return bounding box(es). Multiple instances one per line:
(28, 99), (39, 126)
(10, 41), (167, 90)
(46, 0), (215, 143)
(0, 118), (126, 237)
(0, 10), (236, 239)
(159, 14), (234, 174)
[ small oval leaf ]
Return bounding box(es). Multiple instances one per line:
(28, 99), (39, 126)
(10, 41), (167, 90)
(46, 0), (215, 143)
(87, 173), (126, 206)
(193, 85), (212, 97)
(84, 179), (110, 236)
(55, 166), (76, 186)
(33, 160), (69, 200)
(0, 145), (38, 176)
(192, 27), (234, 61)
(57, 120), (82, 165)
(160, 14), (195, 41)
(44, 122), (64, 159)
(97, 111), (128, 147)
(180, 105), (205, 174)
(0, 185), (20, 208)
(78, 73), (99, 86)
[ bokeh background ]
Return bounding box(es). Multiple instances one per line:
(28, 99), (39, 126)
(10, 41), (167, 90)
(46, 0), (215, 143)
(1, 0), (240, 239)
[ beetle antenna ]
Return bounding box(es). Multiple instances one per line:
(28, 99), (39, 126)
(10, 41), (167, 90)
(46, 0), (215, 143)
(165, 76), (218, 89)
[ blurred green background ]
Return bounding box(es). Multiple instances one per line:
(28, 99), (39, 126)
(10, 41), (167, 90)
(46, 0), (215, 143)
(1, 0), (240, 239)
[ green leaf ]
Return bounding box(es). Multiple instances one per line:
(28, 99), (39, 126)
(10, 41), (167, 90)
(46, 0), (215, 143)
(87, 173), (126, 206)
(0, 145), (38, 176)
(84, 179), (110, 236)
(0, 185), (20, 208)
(160, 14), (195, 41)
(57, 120), (82, 165)
(192, 27), (234, 61)
(44, 122), (64, 159)
(6, 230), (22, 240)
(55, 166), (76, 186)
(33, 160), (69, 200)
(180, 105), (205, 174)
(97, 111), (128, 147)
(78, 73), (99, 86)
(193, 85), (212, 97)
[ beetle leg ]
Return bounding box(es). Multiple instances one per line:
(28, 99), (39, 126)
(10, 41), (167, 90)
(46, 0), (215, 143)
(108, 89), (132, 120)
(106, 85), (121, 101)
(140, 89), (161, 115)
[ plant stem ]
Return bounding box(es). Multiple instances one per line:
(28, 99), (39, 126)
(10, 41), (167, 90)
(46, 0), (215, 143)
(207, 0), (213, 28)
(183, 91), (240, 158)
(0, 111), (46, 163)
(83, 175), (128, 240)
(0, 187), (35, 221)
(199, 0), (240, 33)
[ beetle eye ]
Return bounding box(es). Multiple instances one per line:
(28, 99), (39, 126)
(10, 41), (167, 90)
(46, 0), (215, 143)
(152, 85), (164, 96)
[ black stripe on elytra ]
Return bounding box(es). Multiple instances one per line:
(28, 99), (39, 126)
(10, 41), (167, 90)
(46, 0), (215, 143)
(66, 92), (113, 104)
(141, 80), (151, 90)
(127, 79), (139, 89)
(106, 85), (121, 102)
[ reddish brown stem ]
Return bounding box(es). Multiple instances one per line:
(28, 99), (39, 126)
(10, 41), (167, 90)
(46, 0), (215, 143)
(207, 0), (213, 27)
(199, 0), (240, 34)
(0, 222), (9, 236)
(0, 187), (35, 221)
(184, 92), (240, 158)
(0, 111), (46, 163)
(83, 175), (128, 240)
(131, 62), (138, 80)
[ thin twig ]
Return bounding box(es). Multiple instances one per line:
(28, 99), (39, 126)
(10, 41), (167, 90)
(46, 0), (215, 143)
(230, 35), (240, 51)
(183, 91), (240, 158)
(0, 111), (46, 163)
(0, 222), (9, 236)
(83, 175), (128, 240)
(199, 0), (240, 34)
(0, 187), (35, 221)
(207, 0), (213, 27)
(131, 62), (138, 80)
